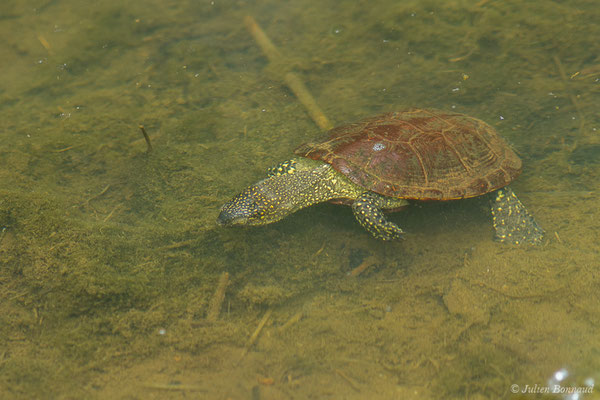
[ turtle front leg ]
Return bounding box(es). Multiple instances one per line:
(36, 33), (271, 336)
(352, 192), (404, 241)
(491, 186), (544, 245)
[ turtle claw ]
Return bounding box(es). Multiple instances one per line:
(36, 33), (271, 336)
(491, 186), (544, 245)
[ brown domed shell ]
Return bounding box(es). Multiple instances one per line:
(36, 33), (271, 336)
(295, 108), (522, 200)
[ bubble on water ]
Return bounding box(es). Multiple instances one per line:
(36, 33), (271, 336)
(554, 368), (568, 382)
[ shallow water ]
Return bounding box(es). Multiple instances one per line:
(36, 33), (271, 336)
(1, 0), (599, 399)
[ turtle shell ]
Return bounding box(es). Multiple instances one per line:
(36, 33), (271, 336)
(294, 108), (522, 200)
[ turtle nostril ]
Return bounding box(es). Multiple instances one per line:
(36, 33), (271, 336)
(217, 207), (243, 225)
(217, 202), (254, 226)
(216, 210), (231, 225)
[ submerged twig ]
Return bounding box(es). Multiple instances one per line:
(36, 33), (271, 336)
(37, 34), (54, 56)
(138, 125), (153, 153)
(103, 203), (121, 222)
(244, 15), (333, 131)
(239, 309), (272, 362)
(283, 72), (333, 131)
(554, 231), (562, 244)
(335, 369), (361, 392)
(206, 272), (230, 322)
(243, 16), (281, 63)
(52, 145), (78, 153)
(0, 227), (7, 246)
(277, 311), (303, 332)
(348, 256), (377, 277)
(85, 184), (111, 205)
(143, 382), (206, 392)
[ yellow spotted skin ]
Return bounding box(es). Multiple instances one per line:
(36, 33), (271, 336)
(217, 158), (407, 239)
(491, 186), (544, 245)
(267, 160), (297, 177)
(352, 192), (404, 240)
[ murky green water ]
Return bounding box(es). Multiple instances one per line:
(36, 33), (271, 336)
(1, 0), (599, 398)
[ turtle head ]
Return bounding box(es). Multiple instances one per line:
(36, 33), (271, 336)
(217, 158), (337, 228)
(217, 183), (284, 226)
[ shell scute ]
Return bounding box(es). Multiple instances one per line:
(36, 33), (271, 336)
(295, 108), (522, 200)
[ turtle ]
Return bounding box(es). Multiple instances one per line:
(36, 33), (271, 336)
(217, 108), (544, 244)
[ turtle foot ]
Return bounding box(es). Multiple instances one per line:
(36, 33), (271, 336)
(491, 187), (544, 245)
(352, 192), (404, 241)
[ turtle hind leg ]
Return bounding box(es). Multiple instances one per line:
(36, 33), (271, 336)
(491, 186), (544, 245)
(352, 192), (404, 241)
